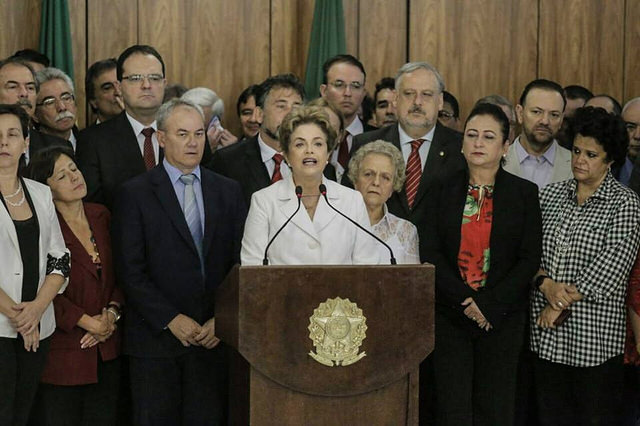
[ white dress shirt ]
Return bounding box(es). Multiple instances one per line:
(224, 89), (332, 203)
(258, 134), (291, 180)
(398, 124), (436, 170)
(330, 116), (365, 182)
(126, 112), (159, 163)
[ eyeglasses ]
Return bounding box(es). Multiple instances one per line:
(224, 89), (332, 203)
(121, 74), (164, 84)
(329, 80), (364, 92)
(438, 110), (456, 120)
(36, 93), (75, 109)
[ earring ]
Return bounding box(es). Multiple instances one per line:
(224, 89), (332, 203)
(461, 148), (464, 154)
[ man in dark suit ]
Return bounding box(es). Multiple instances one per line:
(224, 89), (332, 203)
(76, 45), (211, 209)
(112, 98), (246, 426)
(208, 73), (304, 205)
(351, 61), (464, 232)
(319, 54), (376, 182)
(0, 57), (70, 164)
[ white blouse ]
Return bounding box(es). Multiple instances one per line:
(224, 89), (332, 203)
(371, 206), (420, 265)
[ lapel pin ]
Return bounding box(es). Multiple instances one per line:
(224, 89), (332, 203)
(439, 151), (444, 157)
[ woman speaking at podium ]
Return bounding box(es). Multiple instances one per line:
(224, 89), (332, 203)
(241, 105), (379, 265)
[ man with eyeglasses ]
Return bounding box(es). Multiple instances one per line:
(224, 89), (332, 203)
(437, 90), (461, 132)
(34, 67), (79, 150)
(76, 45), (212, 209)
(0, 57), (70, 164)
(503, 79), (572, 190)
(319, 54), (375, 182)
(85, 58), (123, 126)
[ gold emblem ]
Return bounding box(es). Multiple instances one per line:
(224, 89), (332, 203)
(308, 297), (367, 367)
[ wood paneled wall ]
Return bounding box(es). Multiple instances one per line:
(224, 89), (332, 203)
(2, 0), (639, 130)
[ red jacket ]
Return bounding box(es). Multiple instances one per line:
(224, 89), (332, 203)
(41, 203), (123, 385)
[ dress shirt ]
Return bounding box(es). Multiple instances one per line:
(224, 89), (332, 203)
(330, 116), (364, 182)
(126, 111), (159, 164)
(371, 205), (420, 264)
(530, 172), (640, 367)
(514, 137), (556, 190)
(399, 124), (435, 171)
(69, 131), (76, 152)
(258, 133), (291, 180)
(619, 157), (633, 186)
(162, 159), (205, 235)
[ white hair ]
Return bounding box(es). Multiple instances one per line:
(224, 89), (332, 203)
(35, 67), (74, 95)
(181, 87), (224, 118)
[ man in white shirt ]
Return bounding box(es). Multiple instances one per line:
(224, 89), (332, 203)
(503, 79), (572, 190)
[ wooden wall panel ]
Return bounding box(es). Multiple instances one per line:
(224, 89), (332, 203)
(0, 0), (41, 58)
(68, 0), (86, 127)
(409, 0), (537, 120)
(538, 0), (625, 101)
(358, 0), (407, 96)
(271, 0), (314, 80)
(138, 0), (270, 135)
(624, 0), (640, 102)
(343, 0), (359, 56)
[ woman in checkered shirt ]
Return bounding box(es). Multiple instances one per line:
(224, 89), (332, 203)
(531, 106), (640, 425)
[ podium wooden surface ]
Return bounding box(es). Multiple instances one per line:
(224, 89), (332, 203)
(216, 265), (434, 425)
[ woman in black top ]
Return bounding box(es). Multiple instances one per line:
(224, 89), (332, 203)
(0, 104), (69, 426)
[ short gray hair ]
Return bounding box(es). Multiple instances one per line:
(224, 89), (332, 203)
(348, 140), (406, 192)
(35, 67), (74, 95)
(156, 98), (204, 131)
(475, 94), (515, 119)
(181, 87), (224, 118)
(623, 97), (640, 115)
(395, 62), (445, 94)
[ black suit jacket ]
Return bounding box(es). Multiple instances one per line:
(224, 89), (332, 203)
(76, 111), (212, 209)
(208, 134), (337, 206)
(350, 122), (465, 242)
(421, 167), (542, 328)
(28, 127), (72, 158)
(112, 165), (246, 358)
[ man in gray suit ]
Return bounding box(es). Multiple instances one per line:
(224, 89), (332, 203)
(503, 79), (572, 189)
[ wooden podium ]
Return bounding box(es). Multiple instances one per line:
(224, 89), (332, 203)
(216, 265), (434, 425)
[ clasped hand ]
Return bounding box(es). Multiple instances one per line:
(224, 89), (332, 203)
(167, 314), (220, 349)
(80, 309), (117, 349)
(540, 279), (581, 311)
(10, 300), (46, 335)
(462, 297), (492, 331)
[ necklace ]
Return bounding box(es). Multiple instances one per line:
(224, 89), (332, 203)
(3, 181), (25, 207)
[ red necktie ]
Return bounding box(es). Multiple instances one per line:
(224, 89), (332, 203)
(405, 139), (425, 208)
(142, 127), (155, 170)
(271, 153), (283, 183)
(337, 131), (350, 169)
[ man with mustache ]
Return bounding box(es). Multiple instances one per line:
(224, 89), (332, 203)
(503, 79), (572, 189)
(209, 73), (304, 206)
(34, 67), (79, 150)
(0, 57), (70, 163)
(320, 54), (376, 182)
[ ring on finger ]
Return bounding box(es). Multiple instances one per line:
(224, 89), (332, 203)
(558, 301), (563, 307)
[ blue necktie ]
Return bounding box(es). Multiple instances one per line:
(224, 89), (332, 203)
(179, 174), (203, 259)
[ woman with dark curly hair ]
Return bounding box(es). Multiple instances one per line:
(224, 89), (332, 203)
(531, 106), (640, 425)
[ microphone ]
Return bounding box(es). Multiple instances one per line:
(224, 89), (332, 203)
(263, 186), (303, 265)
(319, 184), (397, 265)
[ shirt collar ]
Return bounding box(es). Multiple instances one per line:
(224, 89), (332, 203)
(126, 111), (157, 136)
(398, 124), (435, 146)
(372, 203), (391, 227)
(163, 158), (201, 184)
(257, 133), (280, 163)
(514, 137), (557, 165)
(345, 116), (364, 136)
(564, 170), (615, 202)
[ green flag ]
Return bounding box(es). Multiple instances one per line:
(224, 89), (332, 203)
(39, 0), (74, 79)
(303, 0), (346, 100)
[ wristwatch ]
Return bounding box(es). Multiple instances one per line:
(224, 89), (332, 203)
(535, 275), (549, 289)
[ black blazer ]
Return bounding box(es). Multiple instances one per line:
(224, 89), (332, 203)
(420, 167), (542, 328)
(111, 165), (246, 358)
(76, 111), (212, 209)
(29, 127), (72, 158)
(208, 134), (337, 206)
(350, 122), (465, 246)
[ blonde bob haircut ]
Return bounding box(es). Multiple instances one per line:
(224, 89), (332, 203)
(278, 105), (338, 155)
(347, 140), (406, 192)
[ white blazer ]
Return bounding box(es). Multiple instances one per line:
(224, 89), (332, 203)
(0, 179), (69, 339)
(241, 176), (381, 265)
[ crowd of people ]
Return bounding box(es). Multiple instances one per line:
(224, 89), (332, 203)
(1, 44), (640, 426)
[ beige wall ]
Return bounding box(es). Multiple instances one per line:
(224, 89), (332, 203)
(2, 0), (639, 130)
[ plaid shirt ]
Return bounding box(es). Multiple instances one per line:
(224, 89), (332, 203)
(530, 173), (640, 367)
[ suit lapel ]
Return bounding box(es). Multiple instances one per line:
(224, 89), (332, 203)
(114, 113), (147, 174)
(150, 167), (199, 256)
(0, 200), (19, 253)
(201, 172), (220, 258)
(57, 210), (99, 280)
(413, 123), (447, 208)
(246, 136), (270, 190)
(278, 178), (322, 242)
(386, 126), (411, 215)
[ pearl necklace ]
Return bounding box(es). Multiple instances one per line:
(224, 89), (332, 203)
(3, 181), (25, 207)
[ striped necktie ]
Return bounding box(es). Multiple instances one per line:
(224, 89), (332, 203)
(405, 139), (425, 208)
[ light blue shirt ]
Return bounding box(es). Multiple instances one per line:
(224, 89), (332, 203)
(515, 138), (556, 190)
(163, 159), (205, 235)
